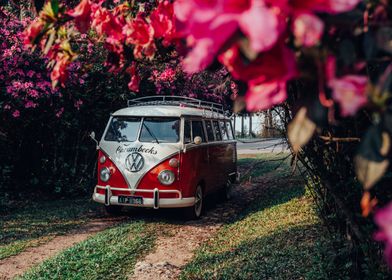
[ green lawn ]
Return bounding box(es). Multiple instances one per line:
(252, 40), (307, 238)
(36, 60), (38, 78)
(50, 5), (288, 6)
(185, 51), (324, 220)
(19, 221), (155, 280)
(181, 155), (341, 280)
(0, 199), (102, 260)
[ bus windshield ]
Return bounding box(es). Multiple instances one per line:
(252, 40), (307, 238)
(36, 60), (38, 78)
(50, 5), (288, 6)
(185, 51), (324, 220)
(139, 117), (180, 143)
(104, 117), (141, 142)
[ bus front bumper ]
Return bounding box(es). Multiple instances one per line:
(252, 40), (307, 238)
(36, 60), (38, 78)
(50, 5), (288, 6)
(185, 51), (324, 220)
(92, 185), (195, 209)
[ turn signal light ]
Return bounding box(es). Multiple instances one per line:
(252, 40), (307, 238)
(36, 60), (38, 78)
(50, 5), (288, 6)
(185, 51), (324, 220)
(169, 158), (179, 168)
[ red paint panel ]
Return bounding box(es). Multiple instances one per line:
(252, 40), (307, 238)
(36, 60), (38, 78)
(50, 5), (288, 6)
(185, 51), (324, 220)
(137, 155), (180, 199)
(97, 150), (128, 195)
(179, 147), (208, 197)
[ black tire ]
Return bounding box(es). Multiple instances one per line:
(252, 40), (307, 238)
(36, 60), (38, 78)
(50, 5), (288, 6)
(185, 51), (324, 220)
(105, 205), (122, 216)
(223, 179), (233, 201)
(184, 185), (203, 220)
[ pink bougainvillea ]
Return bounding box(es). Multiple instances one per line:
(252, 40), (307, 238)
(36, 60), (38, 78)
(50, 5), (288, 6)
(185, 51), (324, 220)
(174, 0), (281, 74)
(67, 0), (92, 33)
(1, 14), (55, 115)
(374, 203), (392, 266)
(328, 75), (368, 117)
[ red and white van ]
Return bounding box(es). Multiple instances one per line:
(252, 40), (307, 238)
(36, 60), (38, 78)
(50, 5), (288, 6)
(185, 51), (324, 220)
(92, 96), (238, 218)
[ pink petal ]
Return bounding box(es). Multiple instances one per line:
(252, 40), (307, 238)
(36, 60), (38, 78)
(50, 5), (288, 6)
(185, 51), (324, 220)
(328, 0), (361, 13)
(293, 13), (324, 47)
(183, 18), (238, 73)
(245, 81), (287, 111)
(183, 39), (215, 73)
(328, 75), (368, 117)
(239, 1), (279, 52)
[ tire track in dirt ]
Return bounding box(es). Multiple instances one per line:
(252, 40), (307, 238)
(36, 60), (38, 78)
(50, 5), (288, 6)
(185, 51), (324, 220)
(0, 217), (125, 280)
(129, 168), (288, 280)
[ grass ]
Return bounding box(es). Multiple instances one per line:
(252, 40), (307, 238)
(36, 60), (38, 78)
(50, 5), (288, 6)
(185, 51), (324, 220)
(238, 152), (292, 180)
(19, 221), (155, 280)
(3, 153), (343, 279)
(0, 199), (102, 259)
(181, 154), (340, 280)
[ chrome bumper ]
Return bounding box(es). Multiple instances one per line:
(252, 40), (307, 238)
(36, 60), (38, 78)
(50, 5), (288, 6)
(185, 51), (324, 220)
(92, 185), (195, 209)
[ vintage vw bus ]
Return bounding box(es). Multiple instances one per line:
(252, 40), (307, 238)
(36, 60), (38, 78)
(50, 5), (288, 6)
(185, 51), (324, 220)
(92, 96), (238, 218)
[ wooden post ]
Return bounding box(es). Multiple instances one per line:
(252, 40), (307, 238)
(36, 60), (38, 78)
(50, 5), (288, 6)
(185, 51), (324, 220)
(241, 114), (245, 138)
(233, 114), (236, 135)
(249, 113), (252, 138)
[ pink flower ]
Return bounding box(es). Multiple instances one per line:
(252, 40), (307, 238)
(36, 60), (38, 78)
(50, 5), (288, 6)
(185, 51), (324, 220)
(290, 0), (361, 14)
(67, 0), (92, 33)
(50, 54), (70, 87)
(150, 1), (175, 45)
(328, 75), (368, 117)
(25, 101), (37, 108)
(293, 13), (324, 47)
(123, 14), (154, 58)
(174, 0), (281, 73)
(91, 6), (123, 40)
(74, 99), (83, 110)
(126, 64), (140, 92)
(12, 110), (20, 118)
(27, 70), (35, 78)
(374, 203), (392, 267)
(56, 107), (64, 118)
(219, 41), (296, 111)
(23, 19), (44, 47)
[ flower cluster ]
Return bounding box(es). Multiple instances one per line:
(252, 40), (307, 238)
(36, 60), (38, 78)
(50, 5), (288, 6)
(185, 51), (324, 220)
(175, 0), (364, 112)
(0, 12), (57, 118)
(24, 0), (176, 90)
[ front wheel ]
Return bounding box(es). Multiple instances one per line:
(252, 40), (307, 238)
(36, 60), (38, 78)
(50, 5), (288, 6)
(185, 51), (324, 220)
(184, 185), (203, 220)
(105, 205), (122, 216)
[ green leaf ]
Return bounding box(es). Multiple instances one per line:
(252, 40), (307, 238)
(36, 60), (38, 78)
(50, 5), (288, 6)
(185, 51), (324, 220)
(51, 0), (59, 16)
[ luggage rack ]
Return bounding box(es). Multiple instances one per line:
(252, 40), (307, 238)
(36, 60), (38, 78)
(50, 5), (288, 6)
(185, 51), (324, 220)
(127, 96), (227, 116)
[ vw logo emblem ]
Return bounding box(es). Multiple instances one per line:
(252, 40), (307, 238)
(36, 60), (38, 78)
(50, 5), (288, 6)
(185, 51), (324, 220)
(126, 152), (144, 172)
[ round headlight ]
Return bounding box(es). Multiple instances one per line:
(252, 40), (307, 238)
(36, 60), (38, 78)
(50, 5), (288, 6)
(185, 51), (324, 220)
(158, 170), (175, 185)
(100, 167), (111, 182)
(99, 155), (106, 164)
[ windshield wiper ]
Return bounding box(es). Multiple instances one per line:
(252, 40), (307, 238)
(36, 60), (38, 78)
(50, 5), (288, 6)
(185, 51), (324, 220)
(142, 122), (160, 144)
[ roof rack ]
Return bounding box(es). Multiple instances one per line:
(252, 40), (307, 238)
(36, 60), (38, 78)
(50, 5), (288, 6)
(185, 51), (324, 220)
(127, 96), (226, 116)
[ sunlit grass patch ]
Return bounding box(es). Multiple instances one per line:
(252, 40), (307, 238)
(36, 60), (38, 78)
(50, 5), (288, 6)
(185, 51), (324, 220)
(181, 179), (338, 279)
(238, 152), (292, 181)
(20, 221), (154, 280)
(0, 236), (54, 260)
(0, 199), (101, 259)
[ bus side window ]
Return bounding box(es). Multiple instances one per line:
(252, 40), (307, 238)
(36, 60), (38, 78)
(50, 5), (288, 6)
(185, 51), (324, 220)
(220, 121), (228, 140)
(213, 121), (222, 141)
(184, 119), (192, 143)
(226, 121), (234, 140)
(192, 120), (206, 143)
(205, 120), (215, 141)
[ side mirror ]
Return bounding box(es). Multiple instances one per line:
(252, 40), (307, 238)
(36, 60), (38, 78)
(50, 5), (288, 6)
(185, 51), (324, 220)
(194, 136), (202, 145)
(89, 131), (99, 147)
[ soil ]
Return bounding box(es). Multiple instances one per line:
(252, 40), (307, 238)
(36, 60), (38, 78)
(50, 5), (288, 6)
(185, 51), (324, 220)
(0, 217), (125, 280)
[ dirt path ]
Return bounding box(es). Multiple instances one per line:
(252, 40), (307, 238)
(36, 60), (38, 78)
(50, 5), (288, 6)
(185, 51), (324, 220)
(130, 174), (276, 280)
(0, 217), (124, 280)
